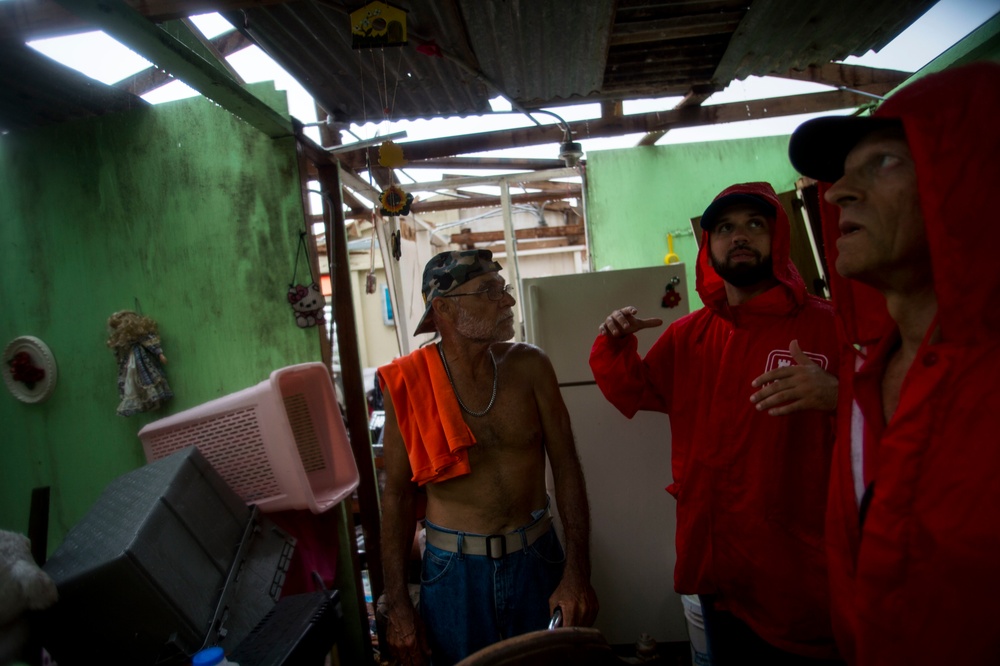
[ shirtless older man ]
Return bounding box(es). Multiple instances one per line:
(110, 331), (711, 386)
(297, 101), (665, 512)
(378, 249), (597, 666)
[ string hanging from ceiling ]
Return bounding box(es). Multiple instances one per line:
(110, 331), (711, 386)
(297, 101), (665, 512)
(351, 1), (411, 294)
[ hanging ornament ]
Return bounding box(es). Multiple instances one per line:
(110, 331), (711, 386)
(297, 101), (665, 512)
(351, 1), (408, 50)
(379, 184), (413, 216)
(288, 231), (326, 328)
(106, 312), (173, 416)
(378, 140), (407, 168)
(365, 214), (378, 294)
(661, 276), (682, 309)
(415, 40), (443, 58)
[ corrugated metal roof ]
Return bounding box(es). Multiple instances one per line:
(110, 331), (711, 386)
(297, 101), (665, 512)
(226, 0), (936, 122)
(714, 0), (937, 82)
(0, 0), (946, 131)
(457, 0), (616, 106)
(225, 0), (494, 123)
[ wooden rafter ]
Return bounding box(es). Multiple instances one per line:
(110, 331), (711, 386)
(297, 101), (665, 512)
(774, 62), (910, 90)
(344, 186), (582, 219)
(339, 86), (898, 167)
(609, 11), (744, 46)
(636, 83), (716, 146)
(450, 224), (585, 245)
(405, 156), (566, 171)
(115, 28), (252, 95)
(51, 0), (292, 137)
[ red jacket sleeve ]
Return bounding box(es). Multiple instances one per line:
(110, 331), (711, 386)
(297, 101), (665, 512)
(589, 330), (673, 418)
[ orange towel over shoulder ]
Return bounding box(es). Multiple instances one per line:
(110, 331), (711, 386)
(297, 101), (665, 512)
(378, 345), (475, 485)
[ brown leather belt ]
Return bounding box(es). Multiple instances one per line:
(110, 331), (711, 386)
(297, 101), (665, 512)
(424, 512), (553, 559)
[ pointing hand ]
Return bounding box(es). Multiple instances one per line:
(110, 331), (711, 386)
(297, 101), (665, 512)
(599, 307), (664, 337)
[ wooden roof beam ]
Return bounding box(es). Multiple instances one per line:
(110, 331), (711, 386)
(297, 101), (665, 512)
(406, 156), (566, 171)
(609, 11), (744, 46)
(115, 28), (252, 96)
(337, 87), (897, 166)
(637, 83), (716, 146)
(345, 186), (582, 218)
(774, 62), (911, 92)
(450, 223), (585, 245)
(52, 0), (292, 138)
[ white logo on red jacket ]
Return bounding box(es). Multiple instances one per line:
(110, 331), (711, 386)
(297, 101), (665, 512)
(765, 348), (829, 373)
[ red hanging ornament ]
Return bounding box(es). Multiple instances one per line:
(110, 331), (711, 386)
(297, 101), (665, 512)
(661, 282), (682, 309)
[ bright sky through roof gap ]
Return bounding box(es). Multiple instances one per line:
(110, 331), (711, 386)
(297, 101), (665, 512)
(27, 13), (234, 86)
(21, 0), (1000, 161)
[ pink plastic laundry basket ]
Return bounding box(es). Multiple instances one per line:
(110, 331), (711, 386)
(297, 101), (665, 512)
(138, 363), (359, 514)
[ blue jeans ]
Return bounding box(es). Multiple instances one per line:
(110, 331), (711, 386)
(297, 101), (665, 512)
(420, 514), (565, 666)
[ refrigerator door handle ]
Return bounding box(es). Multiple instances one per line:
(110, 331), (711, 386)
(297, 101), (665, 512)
(526, 284), (541, 348)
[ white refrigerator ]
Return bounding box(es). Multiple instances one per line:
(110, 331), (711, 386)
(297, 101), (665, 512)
(521, 263), (690, 646)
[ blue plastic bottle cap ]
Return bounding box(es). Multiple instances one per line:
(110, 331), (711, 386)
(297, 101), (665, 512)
(192, 646), (225, 666)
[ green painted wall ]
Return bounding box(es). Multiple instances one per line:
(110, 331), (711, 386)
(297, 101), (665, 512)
(0, 84), (320, 548)
(585, 135), (801, 310)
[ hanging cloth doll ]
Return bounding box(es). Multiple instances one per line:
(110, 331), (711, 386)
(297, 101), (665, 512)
(106, 310), (174, 416)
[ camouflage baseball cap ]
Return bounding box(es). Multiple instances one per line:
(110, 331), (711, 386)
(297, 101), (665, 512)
(414, 249), (502, 335)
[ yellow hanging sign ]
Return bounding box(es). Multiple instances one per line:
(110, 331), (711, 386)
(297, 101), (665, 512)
(351, 1), (408, 49)
(378, 140), (407, 168)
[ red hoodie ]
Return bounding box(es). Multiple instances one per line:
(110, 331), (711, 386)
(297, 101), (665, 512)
(590, 182), (840, 658)
(817, 62), (1000, 665)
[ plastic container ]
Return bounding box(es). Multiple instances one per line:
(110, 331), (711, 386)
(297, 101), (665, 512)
(682, 594), (711, 665)
(139, 363), (359, 514)
(192, 646), (239, 665)
(42, 447), (294, 665)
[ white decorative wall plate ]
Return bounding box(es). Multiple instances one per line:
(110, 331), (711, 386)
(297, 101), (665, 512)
(2, 336), (58, 404)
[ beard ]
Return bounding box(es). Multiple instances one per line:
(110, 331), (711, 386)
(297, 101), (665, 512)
(455, 305), (515, 343)
(710, 249), (774, 288)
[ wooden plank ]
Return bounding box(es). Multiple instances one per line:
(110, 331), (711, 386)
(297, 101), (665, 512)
(406, 156), (566, 171)
(163, 18), (244, 84)
(316, 161), (380, 666)
(341, 88), (891, 165)
(50, 0), (292, 138)
(408, 187), (582, 214)
(775, 62), (910, 90)
(636, 83), (715, 146)
(609, 11), (744, 46)
(450, 224), (585, 245)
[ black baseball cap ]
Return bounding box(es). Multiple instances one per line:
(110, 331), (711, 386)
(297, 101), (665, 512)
(700, 182), (777, 231)
(789, 115), (904, 183)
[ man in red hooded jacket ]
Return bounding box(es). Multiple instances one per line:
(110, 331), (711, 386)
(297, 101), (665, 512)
(590, 182), (842, 664)
(789, 62), (1000, 665)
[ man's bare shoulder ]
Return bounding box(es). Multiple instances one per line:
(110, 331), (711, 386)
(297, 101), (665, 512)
(492, 341), (553, 368)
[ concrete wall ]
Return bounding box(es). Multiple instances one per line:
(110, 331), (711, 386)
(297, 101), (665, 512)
(0, 84), (319, 546)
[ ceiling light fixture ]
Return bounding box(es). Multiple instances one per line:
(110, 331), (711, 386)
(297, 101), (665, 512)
(526, 109), (583, 168)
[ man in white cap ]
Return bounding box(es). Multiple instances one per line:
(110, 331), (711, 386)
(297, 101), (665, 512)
(379, 249), (598, 666)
